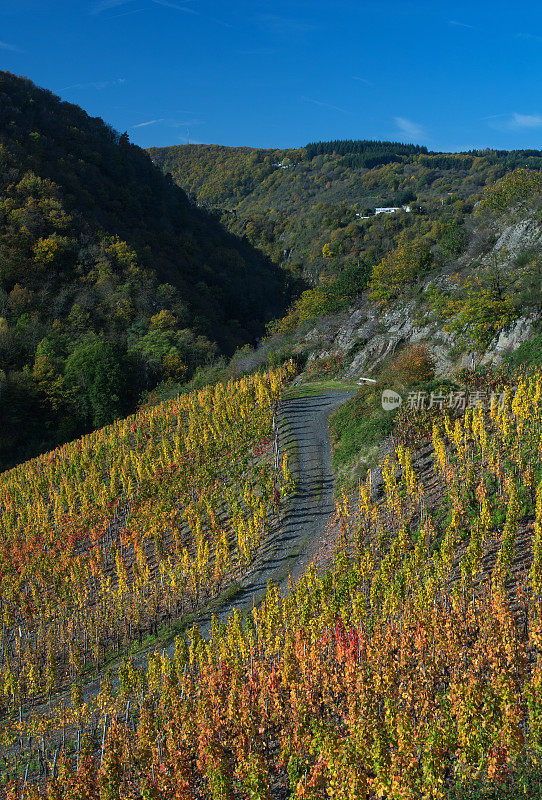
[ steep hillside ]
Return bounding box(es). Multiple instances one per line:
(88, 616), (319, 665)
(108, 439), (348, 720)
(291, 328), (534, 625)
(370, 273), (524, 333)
(0, 366), (294, 715)
(3, 148), (542, 797)
(167, 167), (541, 495)
(0, 72), (289, 467)
(149, 140), (542, 284)
(144, 152), (542, 499)
(272, 167), (542, 374)
(4, 369), (542, 799)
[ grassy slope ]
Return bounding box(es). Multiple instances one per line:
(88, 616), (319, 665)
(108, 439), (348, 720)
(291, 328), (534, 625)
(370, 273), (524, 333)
(282, 379), (360, 399)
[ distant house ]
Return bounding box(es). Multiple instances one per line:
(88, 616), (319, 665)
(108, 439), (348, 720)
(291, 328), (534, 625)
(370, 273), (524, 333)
(272, 161), (296, 169)
(375, 205), (412, 215)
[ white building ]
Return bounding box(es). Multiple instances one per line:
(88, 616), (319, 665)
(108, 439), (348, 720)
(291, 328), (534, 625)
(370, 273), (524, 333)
(375, 205), (412, 215)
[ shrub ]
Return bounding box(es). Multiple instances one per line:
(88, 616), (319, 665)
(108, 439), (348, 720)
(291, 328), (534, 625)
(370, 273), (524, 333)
(438, 223), (467, 259)
(430, 255), (519, 351)
(269, 285), (345, 334)
(269, 287), (338, 333)
(64, 338), (130, 428)
(332, 260), (371, 297)
(305, 353), (345, 378)
(442, 278), (517, 350)
(388, 344), (436, 385)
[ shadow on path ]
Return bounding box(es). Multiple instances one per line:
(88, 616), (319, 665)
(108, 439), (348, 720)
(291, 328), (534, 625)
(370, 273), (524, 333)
(194, 390), (355, 635)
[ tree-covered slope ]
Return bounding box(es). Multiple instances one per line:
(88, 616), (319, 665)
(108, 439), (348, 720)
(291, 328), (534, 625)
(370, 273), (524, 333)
(149, 140), (542, 283)
(0, 72), (289, 468)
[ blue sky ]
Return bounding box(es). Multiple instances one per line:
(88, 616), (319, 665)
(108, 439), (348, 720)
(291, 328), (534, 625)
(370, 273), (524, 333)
(2, 0), (542, 152)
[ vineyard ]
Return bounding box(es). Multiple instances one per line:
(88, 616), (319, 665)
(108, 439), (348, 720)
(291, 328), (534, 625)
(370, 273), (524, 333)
(0, 364), (295, 727)
(2, 369), (542, 797)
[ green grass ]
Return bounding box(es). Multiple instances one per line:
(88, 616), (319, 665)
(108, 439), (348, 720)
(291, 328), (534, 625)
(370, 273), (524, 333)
(329, 383), (397, 492)
(283, 379), (361, 399)
(328, 374), (461, 493)
(504, 330), (542, 369)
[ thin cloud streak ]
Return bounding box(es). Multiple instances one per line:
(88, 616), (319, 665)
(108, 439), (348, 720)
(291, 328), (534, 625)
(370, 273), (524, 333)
(487, 112), (542, 131)
(508, 112), (542, 129)
(61, 78), (126, 91)
(301, 96), (352, 115)
(91, 0), (134, 15)
(170, 119), (204, 127)
(132, 118), (164, 128)
(352, 76), (373, 86)
(448, 20), (474, 29)
(152, 0), (198, 13)
(209, 15), (233, 28)
(258, 14), (316, 34)
(395, 116), (425, 140)
(108, 8), (144, 17)
(516, 32), (542, 43)
(0, 40), (23, 52)
(132, 117), (204, 128)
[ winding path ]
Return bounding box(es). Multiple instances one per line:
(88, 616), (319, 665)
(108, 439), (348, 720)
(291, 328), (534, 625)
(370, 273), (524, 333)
(195, 390), (354, 633)
(4, 392), (356, 790)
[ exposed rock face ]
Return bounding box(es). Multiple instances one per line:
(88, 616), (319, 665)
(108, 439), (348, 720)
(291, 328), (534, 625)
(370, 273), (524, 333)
(297, 214), (542, 380)
(295, 302), (538, 383)
(481, 315), (538, 365)
(302, 301), (539, 379)
(493, 219), (541, 257)
(339, 304), (452, 379)
(297, 300), (454, 380)
(282, 214), (542, 385)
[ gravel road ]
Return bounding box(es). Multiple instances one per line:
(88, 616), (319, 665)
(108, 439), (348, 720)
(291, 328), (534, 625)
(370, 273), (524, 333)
(195, 390), (355, 633)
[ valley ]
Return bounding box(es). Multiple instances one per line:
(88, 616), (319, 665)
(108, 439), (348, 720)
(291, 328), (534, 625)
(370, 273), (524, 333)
(3, 66), (542, 800)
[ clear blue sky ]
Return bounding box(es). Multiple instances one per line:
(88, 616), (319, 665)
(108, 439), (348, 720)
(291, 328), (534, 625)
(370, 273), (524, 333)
(2, 0), (542, 152)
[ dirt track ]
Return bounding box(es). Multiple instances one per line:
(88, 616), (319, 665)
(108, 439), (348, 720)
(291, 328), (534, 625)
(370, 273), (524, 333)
(195, 390), (355, 633)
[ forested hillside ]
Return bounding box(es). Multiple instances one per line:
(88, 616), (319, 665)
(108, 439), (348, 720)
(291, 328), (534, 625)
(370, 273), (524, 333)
(149, 140), (542, 285)
(0, 72), (289, 468)
(5, 99), (542, 798)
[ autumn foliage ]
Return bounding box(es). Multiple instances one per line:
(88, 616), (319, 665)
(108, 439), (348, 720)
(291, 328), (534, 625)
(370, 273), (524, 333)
(0, 364), (295, 716)
(3, 371), (542, 797)
(368, 237), (432, 303)
(478, 167), (542, 212)
(389, 343), (436, 385)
